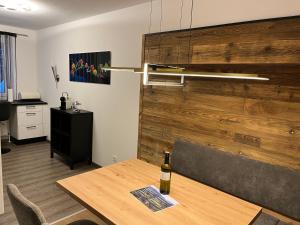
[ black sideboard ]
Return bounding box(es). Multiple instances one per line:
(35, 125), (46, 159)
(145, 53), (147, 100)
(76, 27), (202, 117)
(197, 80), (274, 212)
(50, 108), (93, 169)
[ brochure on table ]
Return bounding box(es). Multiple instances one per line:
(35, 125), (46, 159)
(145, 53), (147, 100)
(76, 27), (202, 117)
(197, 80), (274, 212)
(131, 185), (178, 212)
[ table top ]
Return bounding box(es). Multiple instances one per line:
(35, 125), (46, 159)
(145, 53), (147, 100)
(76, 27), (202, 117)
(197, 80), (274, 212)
(57, 159), (262, 225)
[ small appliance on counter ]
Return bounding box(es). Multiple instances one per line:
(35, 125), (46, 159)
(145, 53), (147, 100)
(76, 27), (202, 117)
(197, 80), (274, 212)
(18, 91), (41, 101)
(7, 89), (13, 102)
(13, 91), (47, 106)
(60, 92), (72, 110)
(72, 100), (82, 112)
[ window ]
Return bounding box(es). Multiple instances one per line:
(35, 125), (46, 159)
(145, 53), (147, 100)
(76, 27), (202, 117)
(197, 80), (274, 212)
(0, 80), (4, 93)
(0, 33), (17, 100)
(0, 48), (5, 94)
(0, 47), (5, 96)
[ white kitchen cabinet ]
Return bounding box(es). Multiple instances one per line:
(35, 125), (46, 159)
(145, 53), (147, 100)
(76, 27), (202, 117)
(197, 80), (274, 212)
(10, 103), (48, 142)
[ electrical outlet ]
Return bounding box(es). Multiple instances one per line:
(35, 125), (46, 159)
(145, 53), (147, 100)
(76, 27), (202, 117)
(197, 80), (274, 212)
(112, 155), (117, 163)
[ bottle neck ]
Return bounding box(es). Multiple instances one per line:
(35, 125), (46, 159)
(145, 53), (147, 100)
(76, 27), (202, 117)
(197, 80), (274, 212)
(164, 152), (170, 165)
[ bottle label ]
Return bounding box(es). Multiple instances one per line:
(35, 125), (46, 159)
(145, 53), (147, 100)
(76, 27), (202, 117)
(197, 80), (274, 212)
(160, 172), (170, 181)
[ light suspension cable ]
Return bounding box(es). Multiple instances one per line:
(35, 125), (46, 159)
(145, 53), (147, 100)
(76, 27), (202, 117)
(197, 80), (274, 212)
(148, 0), (153, 34)
(176, 0), (184, 65)
(101, 0), (270, 84)
(158, 0), (163, 63)
(188, 0), (194, 64)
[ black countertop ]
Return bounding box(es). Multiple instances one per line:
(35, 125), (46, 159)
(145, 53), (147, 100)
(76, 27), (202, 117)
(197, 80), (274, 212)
(51, 107), (92, 115)
(10, 100), (48, 106)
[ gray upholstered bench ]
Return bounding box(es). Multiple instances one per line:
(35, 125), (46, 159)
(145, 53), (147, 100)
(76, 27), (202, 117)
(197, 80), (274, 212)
(171, 140), (300, 225)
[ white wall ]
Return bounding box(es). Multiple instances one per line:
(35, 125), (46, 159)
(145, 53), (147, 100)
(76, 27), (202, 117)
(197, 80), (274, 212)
(37, 0), (300, 167)
(37, 5), (147, 167)
(0, 24), (38, 94)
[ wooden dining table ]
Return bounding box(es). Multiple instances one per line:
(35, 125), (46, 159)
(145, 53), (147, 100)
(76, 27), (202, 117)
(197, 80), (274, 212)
(57, 159), (262, 225)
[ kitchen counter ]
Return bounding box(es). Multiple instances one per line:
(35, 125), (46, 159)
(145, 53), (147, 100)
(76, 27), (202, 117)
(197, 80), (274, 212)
(11, 100), (47, 106)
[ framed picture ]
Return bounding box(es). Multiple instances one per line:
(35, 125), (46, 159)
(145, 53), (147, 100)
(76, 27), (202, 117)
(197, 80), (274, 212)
(69, 51), (111, 84)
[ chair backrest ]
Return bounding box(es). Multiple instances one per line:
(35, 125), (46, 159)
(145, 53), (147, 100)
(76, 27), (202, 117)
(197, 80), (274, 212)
(172, 140), (300, 221)
(7, 184), (47, 225)
(0, 101), (10, 121)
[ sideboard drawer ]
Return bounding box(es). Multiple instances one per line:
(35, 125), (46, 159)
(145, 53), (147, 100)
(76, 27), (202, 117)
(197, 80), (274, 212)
(18, 111), (43, 126)
(18, 124), (43, 140)
(17, 105), (43, 113)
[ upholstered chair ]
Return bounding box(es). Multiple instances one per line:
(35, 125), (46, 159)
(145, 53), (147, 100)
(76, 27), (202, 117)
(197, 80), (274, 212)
(7, 184), (98, 225)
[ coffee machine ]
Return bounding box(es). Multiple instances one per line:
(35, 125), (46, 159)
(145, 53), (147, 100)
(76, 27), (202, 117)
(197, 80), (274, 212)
(60, 92), (72, 110)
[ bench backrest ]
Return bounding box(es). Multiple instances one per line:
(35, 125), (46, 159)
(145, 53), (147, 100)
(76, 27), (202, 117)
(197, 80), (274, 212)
(172, 140), (300, 221)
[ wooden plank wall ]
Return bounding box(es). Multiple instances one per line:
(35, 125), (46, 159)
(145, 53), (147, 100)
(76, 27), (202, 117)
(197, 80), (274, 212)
(138, 16), (300, 170)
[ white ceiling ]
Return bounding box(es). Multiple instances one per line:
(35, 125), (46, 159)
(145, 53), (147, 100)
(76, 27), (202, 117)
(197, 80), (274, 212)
(0, 0), (150, 30)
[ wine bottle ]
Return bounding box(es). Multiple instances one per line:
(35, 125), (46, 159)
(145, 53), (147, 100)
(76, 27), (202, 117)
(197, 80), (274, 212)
(160, 151), (171, 194)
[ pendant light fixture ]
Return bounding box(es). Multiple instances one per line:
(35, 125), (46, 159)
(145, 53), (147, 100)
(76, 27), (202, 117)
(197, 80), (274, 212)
(102, 0), (269, 84)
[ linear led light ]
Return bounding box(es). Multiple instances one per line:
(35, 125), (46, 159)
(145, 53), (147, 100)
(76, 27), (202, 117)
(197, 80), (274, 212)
(102, 67), (136, 72)
(147, 71), (269, 80)
(102, 63), (269, 86)
(147, 81), (184, 87)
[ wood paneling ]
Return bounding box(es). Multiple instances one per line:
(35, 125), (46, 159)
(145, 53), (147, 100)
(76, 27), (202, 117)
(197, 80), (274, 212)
(138, 16), (300, 170)
(144, 16), (300, 65)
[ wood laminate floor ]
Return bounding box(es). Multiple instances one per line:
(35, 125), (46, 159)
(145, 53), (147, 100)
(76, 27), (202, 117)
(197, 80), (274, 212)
(0, 141), (97, 225)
